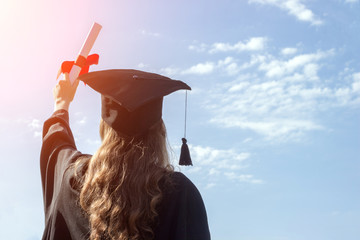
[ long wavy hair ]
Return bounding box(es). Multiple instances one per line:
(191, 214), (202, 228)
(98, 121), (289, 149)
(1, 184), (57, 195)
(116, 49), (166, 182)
(74, 119), (174, 240)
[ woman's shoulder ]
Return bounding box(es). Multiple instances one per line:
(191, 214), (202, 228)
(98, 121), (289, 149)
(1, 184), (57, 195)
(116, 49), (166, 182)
(164, 171), (201, 196)
(169, 171), (193, 186)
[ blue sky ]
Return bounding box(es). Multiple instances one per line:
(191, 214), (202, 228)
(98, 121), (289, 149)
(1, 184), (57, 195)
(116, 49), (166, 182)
(0, 0), (359, 239)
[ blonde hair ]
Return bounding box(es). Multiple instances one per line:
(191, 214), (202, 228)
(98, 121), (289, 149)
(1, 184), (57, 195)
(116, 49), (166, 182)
(75, 119), (174, 240)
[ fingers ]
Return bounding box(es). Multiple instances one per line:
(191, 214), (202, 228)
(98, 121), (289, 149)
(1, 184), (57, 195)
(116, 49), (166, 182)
(58, 77), (79, 90)
(53, 72), (79, 110)
(53, 82), (61, 101)
(64, 72), (70, 82)
(58, 80), (67, 86)
(62, 73), (80, 88)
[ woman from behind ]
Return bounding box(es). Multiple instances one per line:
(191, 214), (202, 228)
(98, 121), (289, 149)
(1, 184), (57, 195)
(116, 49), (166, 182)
(40, 70), (210, 240)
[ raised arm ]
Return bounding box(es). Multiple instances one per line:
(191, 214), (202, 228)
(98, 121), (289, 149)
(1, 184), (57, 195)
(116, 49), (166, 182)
(40, 73), (81, 211)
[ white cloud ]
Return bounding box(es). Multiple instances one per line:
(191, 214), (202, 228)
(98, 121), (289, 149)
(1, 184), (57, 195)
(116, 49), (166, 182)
(28, 119), (41, 130)
(180, 57), (243, 76)
(188, 145), (250, 169)
(27, 118), (42, 139)
(179, 144), (261, 186)
(183, 37), (268, 76)
(345, 0), (358, 3)
(33, 131), (42, 138)
(137, 62), (148, 69)
(209, 37), (268, 53)
(281, 47), (298, 55)
(205, 183), (217, 189)
(352, 72), (360, 92)
(249, 0), (323, 25)
(209, 168), (221, 175)
(204, 49), (359, 142)
(182, 62), (216, 75)
(163, 42), (358, 142)
(239, 54), (268, 70)
(228, 81), (251, 92)
(224, 172), (264, 184)
(77, 116), (87, 125)
(188, 43), (208, 52)
(188, 37), (268, 54)
(74, 112), (88, 126)
(242, 138), (253, 143)
(258, 49), (334, 78)
(1, 117), (42, 140)
(160, 67), (181, 77)
(211, 118), (323, 141)
(303, 63), (320, 81)
(217, 57), (241, 75)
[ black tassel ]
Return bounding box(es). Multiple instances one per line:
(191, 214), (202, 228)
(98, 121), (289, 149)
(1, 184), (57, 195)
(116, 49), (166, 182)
(179, 138), (192, 166)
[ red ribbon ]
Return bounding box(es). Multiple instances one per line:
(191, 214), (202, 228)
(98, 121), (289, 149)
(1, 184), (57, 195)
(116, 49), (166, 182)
(57, 54), (99, 79)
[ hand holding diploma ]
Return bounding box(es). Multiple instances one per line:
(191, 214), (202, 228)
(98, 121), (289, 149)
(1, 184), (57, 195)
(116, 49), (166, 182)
(57, 22), (102, 84)
(53, 73), (79, 111)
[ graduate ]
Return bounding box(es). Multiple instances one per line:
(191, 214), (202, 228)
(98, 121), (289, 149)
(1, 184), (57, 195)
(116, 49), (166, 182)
(40, 69), (211, 240)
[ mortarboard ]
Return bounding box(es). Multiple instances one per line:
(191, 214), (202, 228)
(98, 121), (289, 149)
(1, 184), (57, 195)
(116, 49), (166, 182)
(78, 69), (191, 137)
(78, 69), (193, 166)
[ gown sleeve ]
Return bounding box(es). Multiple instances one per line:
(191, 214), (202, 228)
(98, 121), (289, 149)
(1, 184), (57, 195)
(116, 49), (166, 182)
(40, 109), (82, 215)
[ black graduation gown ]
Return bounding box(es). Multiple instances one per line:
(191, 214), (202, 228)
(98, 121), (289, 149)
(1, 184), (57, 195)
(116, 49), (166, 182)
(40, 110), (211, 240)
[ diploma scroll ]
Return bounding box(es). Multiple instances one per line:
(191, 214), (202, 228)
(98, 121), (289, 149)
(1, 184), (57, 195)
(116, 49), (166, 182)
(69, 22), (102, 84)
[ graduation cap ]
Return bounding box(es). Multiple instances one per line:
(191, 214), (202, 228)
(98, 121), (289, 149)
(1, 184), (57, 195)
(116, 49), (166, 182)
(78, 69), (193, 166)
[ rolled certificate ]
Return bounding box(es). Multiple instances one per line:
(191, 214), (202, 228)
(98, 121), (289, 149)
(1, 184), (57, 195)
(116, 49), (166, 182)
(69, 22), (102, 84)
